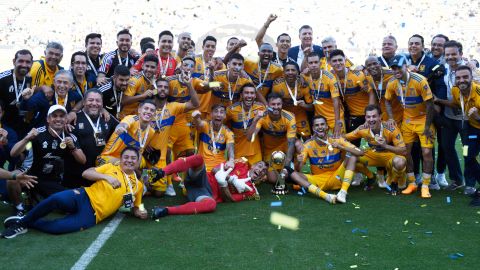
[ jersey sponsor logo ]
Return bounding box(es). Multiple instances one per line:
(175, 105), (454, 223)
(8, 85), (14, 93)
(52, 140), (58, 149)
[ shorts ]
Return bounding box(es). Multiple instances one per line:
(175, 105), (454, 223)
(305, 164), (345, 191)
(184, 166), (213, 202)
(358, 150), (406, 172)
(296, 116), (311, 138)
(401, 122), (435, 148)
(169, 123), (195, 156)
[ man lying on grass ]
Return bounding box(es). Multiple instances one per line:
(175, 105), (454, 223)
(2, 146), (148, 239)
(150, 155), (267, 219)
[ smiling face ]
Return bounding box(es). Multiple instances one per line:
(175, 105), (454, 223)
(408, 36), (424, 58)
(267, 97), (282, 116)
(431, 37), (447, 58)
(392, 64), (407, 80)
(155, 80), (169, 99)
(307, 55), (320, 75)
(276, 35), (291, 54)
(444, 46), (462, 68)
(241, 86), (256, 107)
(47, 110), (67, 131)
(181, 59), (195, 73)
(228, 58), (244, 77)
(117, 34), (132, 53)
(13, 53), (33, 76)
(138, 102), (156, 122)
(142, 60), (157, 79)
(211, 106), (226, 125)
(283, 64), (298, 82)
(382, 37), (397, 57)
(322, 41), (336, 58)
(312, 117), (328, 139)
(45, 47), (63, 68)
(54, 73), (72, 97)
(249, 161), (267, 182)
(365, 57), (381, 77)
(120, 149), (140, 173)
(203, 40), (217, 59)
(455, 69), (472, 93)
(84, 92), (103, 117)
(72, 54), (87, 77)
(226, 38), (239, 52)
(158, 35), (174, 55)
(258, 44), (274, 66)
(299, 27), (313, 48)
(178, 33), (191, 51)
(365, 108), (381, 129)
(329, 54), (346, 73)
(86, 37), (102, 57)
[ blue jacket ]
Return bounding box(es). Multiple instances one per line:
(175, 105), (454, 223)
(287, 45), (324, 63)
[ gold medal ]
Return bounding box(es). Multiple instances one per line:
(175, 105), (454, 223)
(212, 148), (218, 155)
(328, 145), (334, 152)
(60, 141), (67, 149)
(313, 100), (324, 105)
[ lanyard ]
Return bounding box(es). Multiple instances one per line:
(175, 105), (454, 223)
(336, 69), (348, 100)
(49, 127), (65, 142)
(256, 62), (270, 89)
(414, 53), (426, 69)
(285, 80), (298, 106)
(138, 126), (149, 149)
(87, 55), (98, 76)
(112, 86), (123, 118)
(117, 50), (129, 66)
(83, 111), (101, 134)
(12, 72), (26, 102)
(372, 70), (384, 103)
(202, 54), (210, 79)
(158, 51), (170, 78)
(459, 88), (472, 128)
(380, 56), (389, 67)
(156, 104), (167, 130)
(227, 71), (239, 101)
(210, 122), (223, 153)
(397, 73), (411, 108)
(241, 103), (252, 130)
(311, 71), (324, 101)
(121, 170), (138, 196)
(316, 135), (333, 159)
(55, 92), (68, 107)
(446, 70), (455, 91)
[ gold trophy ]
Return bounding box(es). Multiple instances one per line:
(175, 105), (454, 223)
(270, 151), (288, 195)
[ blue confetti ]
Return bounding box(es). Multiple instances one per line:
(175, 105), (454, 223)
(449, 253), (464, 260)
(446, 196), (451, 204)
(301, 187), (306, 194)
(468, 135), (478, 139)
(297, 191), (304, 196)
(270, 201), (283, 207)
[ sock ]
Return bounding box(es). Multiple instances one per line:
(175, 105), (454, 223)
(163, 155), (204, 175)
(167, 198), (216, 215)
(407, 173), (416, 184)
(356, 163), (374, 179)
(341, 170), (354, 192)
(15, 203), (24, 211)
(422, 173), (432, 187)
(308, 184), (327, 200)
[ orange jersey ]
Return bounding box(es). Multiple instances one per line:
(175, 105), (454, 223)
(271, 78), (312, 136)
(226, 101), (266, 160)
(345, 123), (405, 152)
(256, 110), (296, 159)
(101, 115), (155, 158)
(244, 59), (283, 97)
(197, 121), (234, 170)
(335, 70), (371, 116)
(451, 81), (480, 129)
(365, 68), (403, 123)
(121, 74), (155, 118)
(384, 72), (432, 124)
(302, 137), (354, 175)
(211, 70), (253, 108)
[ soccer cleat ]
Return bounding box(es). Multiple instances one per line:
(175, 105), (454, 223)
(402, 183), (418, 195)
(325, 194), (336, 204)
(351, 173), (363, 186)
(429, 182), (440, 191)
(165, 184), (176, 197)
(3, 216), (22, 229)
(446, 183), (464, 191)
(336, 190), (347, 203)
(464, 186), (476, 196)
(2, 221), (27, 239)
(421, 186), (431, 198)
(436, 173), (449, 187)
(151, 206), (169, 219)
(377, 174), (387, 188)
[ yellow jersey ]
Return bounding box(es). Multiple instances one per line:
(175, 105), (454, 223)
(335, 70), (371, 116)
(384, 72), (432, 125)
(85, 163), (143, 223)
(302, 137), (354, 175)
(30, 59), (61, 87)
(211, 70), (253, 108)
(451, 81), (480, 129)
(121, 74), (155, 118)
(193, 55), (211, 114)
(320, 57), (354, 73)
(256, 110), (296, 159)
(167, 76), (204, 125)
(197, 121), (234, 170)
(244, 59), (283, 97)
(345, 122), (405, 152)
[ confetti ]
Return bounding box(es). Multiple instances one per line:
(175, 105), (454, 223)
(425, 231), (433, 234)
(446, 197), (451, 204)
(404, 220), (409, 225)
(350, 265), (358, 268)
(420, 204), (427, 207)
(415, 222), (421, 226)
(276, 195), (281, 201)
(155, 219), (160, 222)
(253, 217), (258, 220)
(456, 221), (461, 225)
(345, 219), (352, 223)
(449, 253), (464, 260)
(270, 212), (299, 231)
(271, 201), (283, 207)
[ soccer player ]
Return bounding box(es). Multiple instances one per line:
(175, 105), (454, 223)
(193, 105), (235, 171)
(429, 34), (449, 63)
(378, 35), (398, 68)
(173, 32), (192, 64)
(320, 37), (354, 72)
(10, 105), (86, 200)
(384, 55), (435, 198)
(63, 89), (118, 188)
(97, 29), (138, 85)
(272, 61), (312, 139)
(255, 14), (295, 66)
(99, 100), (156, 166)
(329, 49), (375, 143)
(147, 73), (199, 197)
(98, 65), (131, 119)
(30, 42), (64, 88)
(132, 30), (177, 79)
(20, 70), (83, 128)
(290, 115), (364, 203)
(345, 105), (407, 193)
(150, 155), (267, 219)
(0, 49), (33, 137)
(121, 54), (158, 118)
(226, 83), (266, 165)
(287, 25), (323, 71)
(1, 147), (147, 239)
(303, 52), (344, 137)
(70, 51), (91, 97)
(247, 92), (296, 183)
(244, 43), (283, 97)
(84, 33), (103, 87)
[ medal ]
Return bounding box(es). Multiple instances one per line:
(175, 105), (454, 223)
(256, 61), (270, 90)
(50, 127), (67, 150)
(210, 122), (223, 154)
(12, 72), (26, 103)
(327, 145), (334, 152)
(227, 71), (239, 102)
(59, 141), (67, 149)
(158, 50), (170, 78)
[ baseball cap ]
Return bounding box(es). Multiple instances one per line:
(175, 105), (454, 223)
(390, 55), (407, 67)
(47, 105), (67, 116)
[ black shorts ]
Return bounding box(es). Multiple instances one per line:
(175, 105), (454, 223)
(184, 167), (213, 202)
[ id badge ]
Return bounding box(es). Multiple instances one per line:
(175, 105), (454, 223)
(95, 132), (106, 146)
(123, 193), (134, 208)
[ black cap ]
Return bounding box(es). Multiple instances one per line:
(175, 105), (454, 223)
(390, 55), (407, 67)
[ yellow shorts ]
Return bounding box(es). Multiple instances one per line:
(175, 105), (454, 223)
(305, 165), (345, 191)
(401, 122), (435, 148)
(149, 159), (167, 192)
(169, 123), (195, 155)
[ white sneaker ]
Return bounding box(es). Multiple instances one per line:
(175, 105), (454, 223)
(336, 190), (347, 203)
(464, 186), (476, 195)
(429, 182), (440, 190)
(436, 173), (449, 187)
(377, 174), (387, 188)
(325, 194), (336, 204)
(165, 184), (176, 196)
(351, 173), (363, 186)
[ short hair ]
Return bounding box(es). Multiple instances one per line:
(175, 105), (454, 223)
(409, 34), (424, 46)
(229, 53), (244, 62)
(329, 49), (345, 59)
(276, 33), (290, 43)
(84, 88), (103, 100)
(364, 104), (381, 115)
(181, 56), (195, 63)
(267, 92), (282, 102)
(140, 37), (155, 48)
(311, 115), (327, 124)
(143, 54), (159, 64)
(298, 25), (312, 33)
(227, 37), (239, 44)
(383, 35), (397, 45)
(140, 99), (156, 108)
(211, 103), (226, 111)
(54, 69), (73, 82)
(321, 36), (336, 45)
(431, 34), (449, 43)
(85, 33), (102, 46)
(444, 40), (463, 54)
(306, 52), (321, 61)
(473, 59), (479, 68)
(117, 29), (132, 38)
(155, 77), (168, 85)
(203, 35), (217, 46)
(46, 41), (64, 53)
(121, 146), (140, 159)
(239, 82), (256, 94)
(283, 61), (300, 72)
(14, 49), (33, 61)
(158, 30), (174, 41)
(70, 51), (87, 65)
(114, 65), (130, 77)
(456, 65), (472, 75)
(141, 42), (155, 54)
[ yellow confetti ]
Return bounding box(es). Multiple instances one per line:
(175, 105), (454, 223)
(155, 219), (160, 222)
(456, 221), (461, 225)
(355, 206), (360, 209)
(415, 222), (421, 226)
(270, 212), (299, 231)
(404, 220), (409, 225)
(420, 204), (427, 207)
(350, 265), (358, 269)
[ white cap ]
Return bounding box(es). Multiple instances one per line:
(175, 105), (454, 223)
(47, 105), (67, 116)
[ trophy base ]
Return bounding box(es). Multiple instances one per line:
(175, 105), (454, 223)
(271, 185), (289, 195)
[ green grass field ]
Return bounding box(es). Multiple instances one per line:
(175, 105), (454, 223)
(1, 184), (479, 270)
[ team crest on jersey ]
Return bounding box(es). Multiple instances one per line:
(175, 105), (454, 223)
(197, 64), (201, 70)
(419, 65), (425, 72)
(313, 149), (319, 156)
(79, 123), (84, 129)
(52, 140), (58, 149)
(42, 141), (48, 148)
(8, 85), (14, 93)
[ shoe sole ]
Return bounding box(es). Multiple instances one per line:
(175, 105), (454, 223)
(3, 228), (27, 239)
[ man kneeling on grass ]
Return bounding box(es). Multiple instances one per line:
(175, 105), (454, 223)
(150, 155), (267, 219)
(2, 146), (148, 239)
